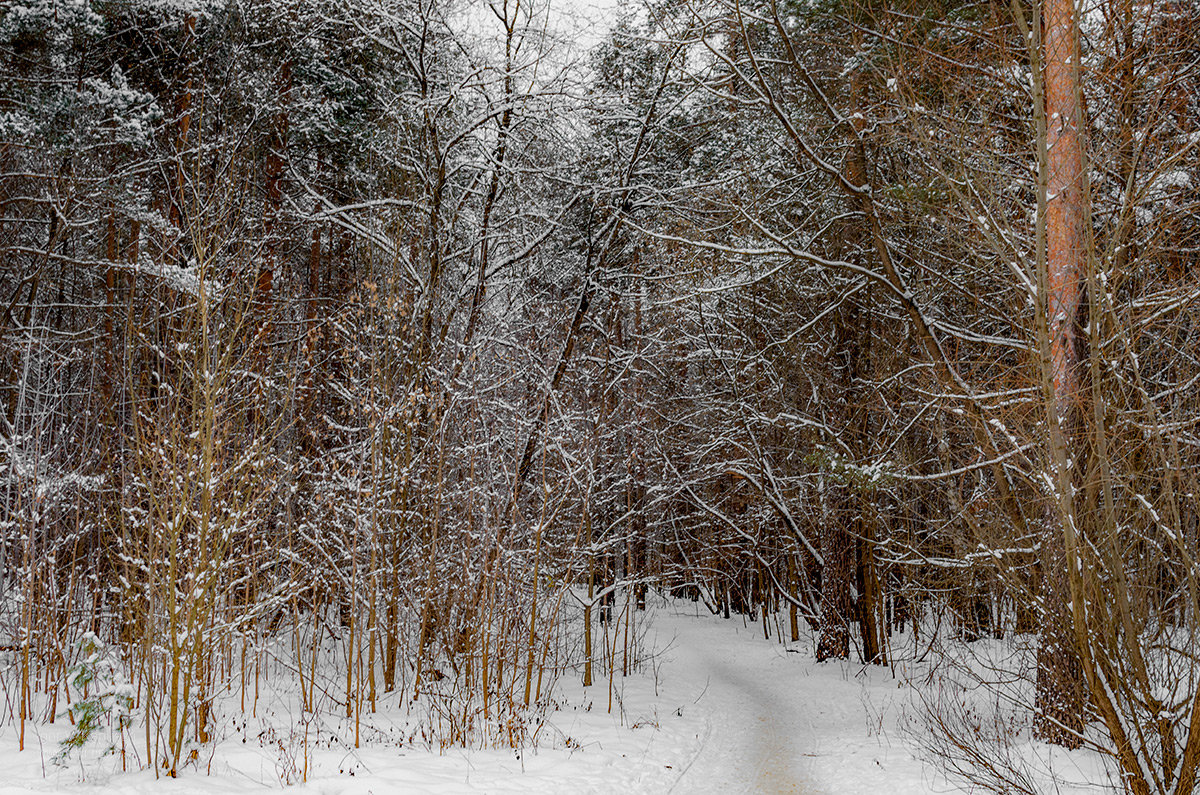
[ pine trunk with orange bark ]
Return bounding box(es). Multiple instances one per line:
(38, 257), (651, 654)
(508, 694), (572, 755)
(1033, 0), (1087, 748)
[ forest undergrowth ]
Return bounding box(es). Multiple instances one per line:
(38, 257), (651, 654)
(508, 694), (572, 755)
(0, 579), (659, 784)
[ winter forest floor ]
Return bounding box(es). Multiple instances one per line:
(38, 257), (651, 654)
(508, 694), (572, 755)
(0, 600), (1109, 794)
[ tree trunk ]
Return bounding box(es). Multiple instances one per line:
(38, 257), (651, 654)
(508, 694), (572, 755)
(1033, 0), (1087, 748)
(816, 475), (852, 661)
(258, 59), (291, 354)
(857, 521), (886, 664)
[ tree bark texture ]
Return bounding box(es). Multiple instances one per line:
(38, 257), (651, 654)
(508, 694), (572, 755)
(1034, 0), (1087, 748)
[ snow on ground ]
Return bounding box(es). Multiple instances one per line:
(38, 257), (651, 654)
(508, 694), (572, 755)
(646, 602), (938, 794)
(0, 601), (951, 794)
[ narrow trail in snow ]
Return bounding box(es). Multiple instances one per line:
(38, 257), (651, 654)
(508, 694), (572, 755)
(665, 617), (819, 794)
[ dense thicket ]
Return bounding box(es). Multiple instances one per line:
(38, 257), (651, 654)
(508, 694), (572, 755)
(2, 0), (1199, 790)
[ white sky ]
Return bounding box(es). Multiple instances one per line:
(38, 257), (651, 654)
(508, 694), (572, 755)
(455, 0), (624, 67)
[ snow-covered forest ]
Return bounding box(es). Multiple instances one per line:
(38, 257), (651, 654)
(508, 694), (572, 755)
(0, 0), (1198, 791)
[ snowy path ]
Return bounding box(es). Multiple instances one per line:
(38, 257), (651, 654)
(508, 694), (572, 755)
(642, 605), (937, 794)
(660, 613), (816, 794)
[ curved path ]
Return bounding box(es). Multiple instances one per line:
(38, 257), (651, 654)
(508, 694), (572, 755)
(663, 614), (818, 794)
